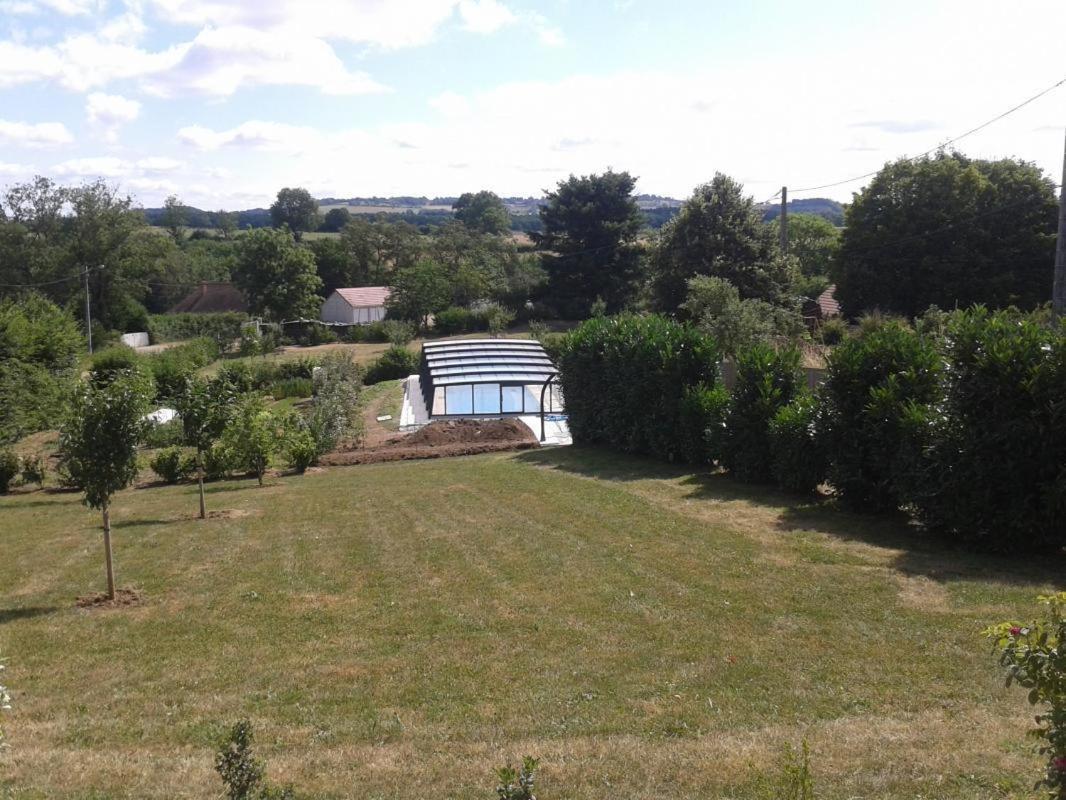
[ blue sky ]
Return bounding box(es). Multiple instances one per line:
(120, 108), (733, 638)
(0, 0), (1063, 209)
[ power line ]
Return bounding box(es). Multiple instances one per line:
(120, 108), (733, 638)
(788, 74), (1066, 195)
(0, 264), (104, 289)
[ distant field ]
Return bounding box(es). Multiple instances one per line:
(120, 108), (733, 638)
(0, 445), (1055, 799)
(317, 204), (454, 214)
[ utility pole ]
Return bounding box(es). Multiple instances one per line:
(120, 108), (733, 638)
(1054, 130), (1066, 318)
(83, 265), (93, 354)
(779, 186), (789, 256)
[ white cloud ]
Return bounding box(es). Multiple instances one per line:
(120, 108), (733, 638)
(52, 155), (129, 177)
(429, 90), (471, 118)
(142, 26), (388, 97)
(458, 0), (516, 34)
(177, 121), (323, 152)
(0, 118), (73, 147)
(0, 161), (31, 175)
(86, 92), (140, 125)
(136, 156), (183, 172)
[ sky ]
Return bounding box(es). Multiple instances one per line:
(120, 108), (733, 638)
(0, 0), (1064, 210)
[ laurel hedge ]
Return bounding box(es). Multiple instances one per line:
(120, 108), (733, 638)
(558, 314), (719, 462)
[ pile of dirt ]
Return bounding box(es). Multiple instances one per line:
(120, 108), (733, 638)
(76, 588), (141, 610)
(320, 419), (539, 467)
(390, 419), (535, 448)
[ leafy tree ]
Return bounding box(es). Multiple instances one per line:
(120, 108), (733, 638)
(681, 275), (804, 356)
(269, 187), (319, 241)
(453, 190), (510, 235)
(340, 217), (422, 284)
(176, 376), (236, 518)
(216, 210), (238, 239)
(429, 222), (512, 306)
(161, 195), (186, 243)
(835, 152), (1058, 317)
(232, 228), (322, 321)
(320, 207), (351, 233)
(308, 237), (351, 296)
(786, 213), (839, 280)
(59, 370), (152, 600)
(220, 395), (280, 486)
(537, 170), (644, 316)
(654, 173), (793, 310)
(386, 259), (450, 328)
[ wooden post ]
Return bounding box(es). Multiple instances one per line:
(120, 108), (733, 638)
(197, 452), (207, 520)
(102, 502), (115, 601)
(1053, 130), (1066, 318)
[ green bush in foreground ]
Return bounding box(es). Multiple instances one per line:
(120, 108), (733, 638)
(677, 383), (729, 465)
(721, 344), (802, 483)
(819, 319), (941, 512)
(987, 593), (1066, 799)
(769, 394), (825, 494)
(559, 314), (720, 462)
(365, 346), (418, 385)
(215, 720), (294, 800)
(909, 308), (1066, 553)
(496, 756), (539, 800)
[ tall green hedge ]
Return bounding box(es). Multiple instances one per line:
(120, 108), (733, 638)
(721, 344), (802, 483)
(906, 308), (1066, 553)
(558, 314), (720, 461)
(147, 313), (247, 348)
(818, 319), (942, 512)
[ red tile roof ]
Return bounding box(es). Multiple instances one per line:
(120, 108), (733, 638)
(816, 285), (841, 318)
(334, 287), (391, 308)
(168, 282), (248, 314)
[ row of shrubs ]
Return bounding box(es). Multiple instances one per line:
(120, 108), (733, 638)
(0, 450), (46, 493)
(433, 303), (516, 336)
(559, 308), (1066, 554)
(90, 338), (220, 402)
(146, 312), (248, 348)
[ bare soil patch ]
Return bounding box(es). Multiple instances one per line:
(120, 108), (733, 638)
(76, 588), (142, 609)
(321, 419), (538, 466)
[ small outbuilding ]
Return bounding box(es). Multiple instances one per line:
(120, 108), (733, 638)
(419, 338), (563, 419)
(320, 287), (391, 325)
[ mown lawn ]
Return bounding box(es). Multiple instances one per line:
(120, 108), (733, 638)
(0, 447), (1059, 799)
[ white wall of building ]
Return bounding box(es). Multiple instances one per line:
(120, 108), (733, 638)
(320, 291), (387, 325)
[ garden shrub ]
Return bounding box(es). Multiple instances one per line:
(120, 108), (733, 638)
(721, 344), (802, 483)
(215, 720), (294, 800)
(203, 442), (236, 481)
(89, 346), (142, 384)
(150, 446), (190, 484)
(769, 394), (826, 494)
(818, 317), (848, 346)
(818, 318), (941, 512)
(495, 756), (539, 800)
(483, 302), (516, 336)
(363, 321), (389, 343)
(0, 448), (17, 493)
(558, 314), (720, 462)
(268, 378), (313, 399)
(215, 362), (256, 394)
(382, 319), (415, 346)
(677, 383), (729, 465)
(141, 418), (184, 448)
(284, 425), (318, 473)
(909, 308), (1066, 552)
(19, 453), (46, 486)
(147, 312), (247, 349)
(219, 396), (281, 484)
(986, 592), (1066, 799)
(364, 346), (418, 385)
(435, 306), (474, 334)
(307, 354), (361, 455)
(145, 338), (220, 401)
(0, 359), (75, 445)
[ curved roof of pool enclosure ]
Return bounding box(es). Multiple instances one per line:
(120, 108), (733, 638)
(419, 338), (563, 419)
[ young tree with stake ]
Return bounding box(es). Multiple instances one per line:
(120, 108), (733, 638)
(176, 376), (235, 519)
(59, 370), (151, 601)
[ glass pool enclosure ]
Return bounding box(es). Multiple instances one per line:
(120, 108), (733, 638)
(420, 338), (564, 418)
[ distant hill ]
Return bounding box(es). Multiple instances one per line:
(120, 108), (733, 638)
(760, 197), (845, 226)
(142, 194), (689, 234)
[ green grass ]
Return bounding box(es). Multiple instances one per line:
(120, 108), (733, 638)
(0, 447), (1059, 798)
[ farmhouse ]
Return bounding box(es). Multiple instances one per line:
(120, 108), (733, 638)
(418, 338), (564, 419)
(320, 287), (391, 325)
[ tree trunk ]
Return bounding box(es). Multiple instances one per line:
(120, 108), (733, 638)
(102, 501), (115, 601)
(197, 451), (206, 519)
